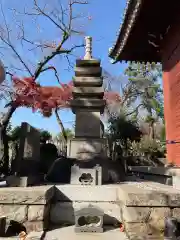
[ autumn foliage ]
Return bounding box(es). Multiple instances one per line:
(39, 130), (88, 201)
(12, 76), (121, 116)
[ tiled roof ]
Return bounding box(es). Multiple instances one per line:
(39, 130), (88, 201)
(109, 0), (143, 62)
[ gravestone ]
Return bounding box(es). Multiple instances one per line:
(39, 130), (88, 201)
(16, 122), (40, 178)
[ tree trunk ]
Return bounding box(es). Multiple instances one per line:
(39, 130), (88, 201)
(54, 108), (67, 142)
(0, 105), (16, 175)
(0, 127), (9, 175)
(149, 122), (155, 139)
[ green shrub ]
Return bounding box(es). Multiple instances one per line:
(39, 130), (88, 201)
(128, 136), (165, 166)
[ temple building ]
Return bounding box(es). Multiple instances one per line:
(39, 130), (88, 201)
(109, 0), (180, 165)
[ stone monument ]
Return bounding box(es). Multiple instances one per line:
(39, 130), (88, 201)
(68, 36), (106, 185)
(12, 122), (41, 185)
(17, 122), (40, 173)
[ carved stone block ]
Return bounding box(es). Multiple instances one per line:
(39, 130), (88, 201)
(70, 164), (102, 185)
(74, 205), (104, 233)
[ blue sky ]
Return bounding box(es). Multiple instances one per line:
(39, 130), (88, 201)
(0, 0), (127, 136)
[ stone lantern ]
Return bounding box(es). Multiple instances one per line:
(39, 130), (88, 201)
(0, 60), (5, 84)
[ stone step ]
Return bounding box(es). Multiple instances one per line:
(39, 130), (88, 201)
(0, 182), (180, 205)
(128, 166), (180, 177)
(0, 185), (54, 204)
(44, 226), (128, 240)
(0, 227), (128, 240)
(54, 185), (119, 202)
(0, 231), (44, 239)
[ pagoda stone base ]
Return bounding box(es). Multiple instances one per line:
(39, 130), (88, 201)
(67, 138), (125, 184)
(67, 138), (107, 161)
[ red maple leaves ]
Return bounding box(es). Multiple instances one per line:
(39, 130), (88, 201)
(12, 76), (121, 117)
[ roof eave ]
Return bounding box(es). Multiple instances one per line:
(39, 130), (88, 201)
(109, 0), (143, 61)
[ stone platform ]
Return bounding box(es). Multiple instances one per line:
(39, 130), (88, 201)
(0, 182), (180, 238)
(0, 227), (128, 240)
(128, 166), (180, 185)
(0, 185), (54, 235)
(128, 166), (180, 177)
(44, 226), (128, 240)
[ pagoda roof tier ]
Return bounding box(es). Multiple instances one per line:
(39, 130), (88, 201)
(70, 99), (106, 114)
(73, 77), (103, 87)
(75, 66), (102, 77)
(109, 0), (180, 63)
(72, 86), (104, 98)
(76, 59), (101, 67)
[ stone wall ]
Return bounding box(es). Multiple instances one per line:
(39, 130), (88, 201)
(0, 186), (54, 233)
(0, 185), (123, 234)
(128, 166), (180, 185)
(0, 182), (180, 238)
(119, 182), (180, 239)
(50, 185), (122, 225)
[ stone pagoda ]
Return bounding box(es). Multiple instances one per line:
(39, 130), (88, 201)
(67, 36), (107, 184)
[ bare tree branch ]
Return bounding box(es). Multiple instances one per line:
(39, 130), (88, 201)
(40, 66), (61, 84)
(0, 3), (33, 76)
(0, 37), (33, 76)
(0, 0), (89, 175)
(33, 0), (67, 33)
(1, 0), (87, 78)
(34, 42), (84, 79)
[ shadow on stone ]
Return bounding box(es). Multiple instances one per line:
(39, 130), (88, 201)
(44, 186), (122, 233)
(48, 186), (75, 231)
(164, 217), (180, 239)
(103, 215), (122, 230)
(5, 220), (26, 237)
(42, 186), (57, 232)
(45, 157), (75, 183)
(39, 143), (58, 175)
(44, 155), (126, 185)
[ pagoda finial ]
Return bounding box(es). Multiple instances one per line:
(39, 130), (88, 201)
(84, 36), (92, 60)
